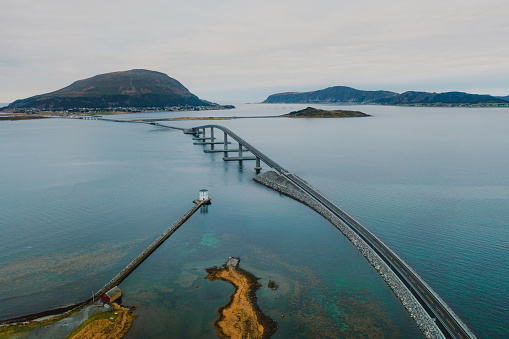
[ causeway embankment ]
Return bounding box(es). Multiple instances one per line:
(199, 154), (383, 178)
(254, 171), (444, 339)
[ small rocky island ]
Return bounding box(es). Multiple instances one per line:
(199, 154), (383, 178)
(205, 257), (277, 339)
(283, 107), (370, 118)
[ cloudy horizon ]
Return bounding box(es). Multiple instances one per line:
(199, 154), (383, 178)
(1, 0), (508, 103)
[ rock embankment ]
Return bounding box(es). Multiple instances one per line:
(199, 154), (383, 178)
(253, 171), (445, 339)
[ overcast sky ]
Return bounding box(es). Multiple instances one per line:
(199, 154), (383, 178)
(1, 0), (508, 103)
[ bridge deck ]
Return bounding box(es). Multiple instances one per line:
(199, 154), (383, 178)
(193, 141), (231, 145)
(190, 124), (475, 339)
(204, 149), (240, 153)
(223, 156), (257, 161)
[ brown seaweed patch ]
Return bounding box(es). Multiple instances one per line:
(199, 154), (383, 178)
(174, 271), (198, 288)
(246, 244), (405, 338)
(0, 240), (143, 297)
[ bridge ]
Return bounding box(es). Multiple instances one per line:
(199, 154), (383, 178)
(95, 118), (476, 338)
(187, 125), (281, 172)
(188, 125), (476, 339)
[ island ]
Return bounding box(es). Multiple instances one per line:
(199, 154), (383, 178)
(283, 107), (370, 118)
(263, 86), (509, 107)
(205, 257), (277, 339)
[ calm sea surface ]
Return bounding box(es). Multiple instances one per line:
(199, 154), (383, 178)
(1, 104), (508, 338)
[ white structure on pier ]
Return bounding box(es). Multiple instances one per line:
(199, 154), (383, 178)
(199, 189), (209, 201)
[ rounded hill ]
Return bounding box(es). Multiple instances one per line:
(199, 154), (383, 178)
(8, 69), (211, 110)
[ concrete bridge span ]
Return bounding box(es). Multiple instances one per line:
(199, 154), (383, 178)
(189, 124), (476, 339)
(188, 125), (285, 172)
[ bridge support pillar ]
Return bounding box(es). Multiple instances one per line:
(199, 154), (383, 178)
(210, 128), (215, 150)
(255, 157), (262, 173)
(239, 143), (243, 159)
(223, 133), (228, 151)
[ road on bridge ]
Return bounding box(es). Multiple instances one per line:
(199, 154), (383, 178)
(190, 124), (475, 339)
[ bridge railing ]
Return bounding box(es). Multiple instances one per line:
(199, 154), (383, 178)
(189, 125), (288, 172)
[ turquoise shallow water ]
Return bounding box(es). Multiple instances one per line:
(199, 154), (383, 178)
(1, 104), (508, 338)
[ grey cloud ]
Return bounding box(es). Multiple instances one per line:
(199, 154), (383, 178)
(1, 0), (508, 102)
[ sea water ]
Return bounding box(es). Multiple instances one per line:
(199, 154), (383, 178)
(0, 104), (507, 338)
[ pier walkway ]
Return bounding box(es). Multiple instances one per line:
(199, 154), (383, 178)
(0, 199), (208, 325)
(93, 199), (209, 300)
(188, 124), (476, 339)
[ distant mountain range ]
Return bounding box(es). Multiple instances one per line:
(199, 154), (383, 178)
(263, 86), (508, 106)
(6, 69), (212, 110)
(5, 73), (508, 111)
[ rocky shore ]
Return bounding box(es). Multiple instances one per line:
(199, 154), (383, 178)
(206, 257), (277, 339)
(254, 171), (445, 339)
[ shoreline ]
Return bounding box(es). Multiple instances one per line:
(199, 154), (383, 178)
(68, 303), (136, 339)
(0, 104), (235, 119)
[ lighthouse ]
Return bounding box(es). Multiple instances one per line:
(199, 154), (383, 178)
(199, 189), (209, 201)
(195, 189), (211, 206)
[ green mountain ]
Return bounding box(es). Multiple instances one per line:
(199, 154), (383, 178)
(7, 69), (211, 110)
(263, 86), (506, 106)
(263, 86), (398, 104)
(497, 95), (509, 102)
